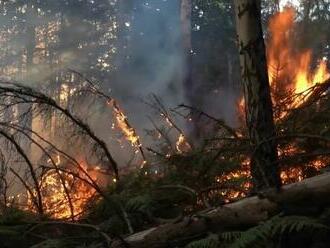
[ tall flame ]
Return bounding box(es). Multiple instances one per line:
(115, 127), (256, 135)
(230, 7), (330, 202)
(239, 8), (330, 119)
(267, 7), (330, 105)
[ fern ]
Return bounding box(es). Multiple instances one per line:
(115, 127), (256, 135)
(125, 194), (155, 214)
(185, 234), (220, 248)
(228, 225), (270, 248)
(219, 231), (242, 242)
(271, 215), (329, 235)
(226, 215), (329, 248)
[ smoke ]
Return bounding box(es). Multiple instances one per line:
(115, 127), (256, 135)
(110, 1), (184, 133)
(0, 0), (242, 167)
(110, 0), (241, 143)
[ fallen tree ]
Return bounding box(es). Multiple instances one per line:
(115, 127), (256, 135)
(111, 171), (330, 248)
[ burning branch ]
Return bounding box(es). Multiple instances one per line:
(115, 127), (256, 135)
(110, 99), (146, 165)
(68, 69), (147, 167)
(0, 81), (119, 179)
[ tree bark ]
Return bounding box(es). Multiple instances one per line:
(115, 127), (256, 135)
(180, 0), (201, 141)
(180, 0), (192, 82)
(233, 0), (280, 190)
(23, 2), (36, 156)
(111, 172), (330, 248)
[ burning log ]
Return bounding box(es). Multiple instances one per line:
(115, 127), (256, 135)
(111, 172), (330, 248)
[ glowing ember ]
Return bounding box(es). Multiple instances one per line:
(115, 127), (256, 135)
(108, 99), (142, 149)
(176, 133), (191, 153)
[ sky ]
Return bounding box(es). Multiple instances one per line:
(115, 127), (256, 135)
(279, 0), (301, 10)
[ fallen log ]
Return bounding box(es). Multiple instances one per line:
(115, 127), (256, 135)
(111, 172), (330, 248)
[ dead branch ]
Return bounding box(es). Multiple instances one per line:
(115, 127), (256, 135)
(69, 70), (146, 164)
(0, 129), (43, 215)
(6, 124), (75, 220)
(9, 168), (39, 214)
(0, 81), (119, 179)
(176, 104), (238, 138)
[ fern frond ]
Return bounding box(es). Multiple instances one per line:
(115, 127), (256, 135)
(219, 231), (242, 242)
(271, 215), (329, 235)
(125, 194), (154, 213)
(227, 215), (329, 248)
(185, 234), (220, 248)
(228, 225), (269, 248)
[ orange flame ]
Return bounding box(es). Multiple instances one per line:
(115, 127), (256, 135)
(176, 133), (191, 153)
(27, 159), (100, 220)
(239, 7), (330, 119)
(228, 8), (330, 203)
(108, 99), (141, 148)
(267, 8), (330, 106)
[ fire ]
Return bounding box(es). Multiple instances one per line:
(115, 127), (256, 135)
(233, 8), (329, 196)
(109, 99), (147, 166)
(108, 99), (142, 149)
(176, 133), (191, 153)
(26, 158), (100, 220)
(312, 60), (330, 86)
(267, 8), (330, 108)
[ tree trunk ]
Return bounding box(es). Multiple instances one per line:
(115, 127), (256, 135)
(180, 0), (192, 82)
(111, 172), (330, 248)
(23, 2), (36, 156)
(180, 0), (200, 141)
(233, 0), (280, 190)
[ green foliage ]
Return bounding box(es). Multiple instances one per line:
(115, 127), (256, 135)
(219, 231), (242, 243)
(185, 234), (220, 248)
(0, 208), (40, 247)
(185, 215), (330, 248)
(226, 215), (329, 248)
(30, 239), (66, 248)
(0, 207), (37, 224)
(30, 238), (103, 248)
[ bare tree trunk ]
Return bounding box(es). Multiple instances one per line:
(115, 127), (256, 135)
(23, 2), (36, 155)
(181, 0), (192, 58)
(180, 0), (199, 141)
(233, 0), (281, 190)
